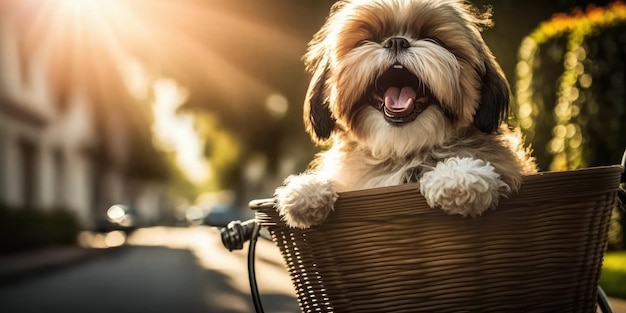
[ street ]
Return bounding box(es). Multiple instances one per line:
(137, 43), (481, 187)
(0, 227), (299, 313)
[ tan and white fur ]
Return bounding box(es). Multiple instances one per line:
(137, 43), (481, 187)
(275, 0), (537, 229)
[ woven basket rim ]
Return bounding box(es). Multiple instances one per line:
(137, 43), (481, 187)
(252, 164), (624, 225)
(251, 165), (624, 215)
(334, 164), (624, 199)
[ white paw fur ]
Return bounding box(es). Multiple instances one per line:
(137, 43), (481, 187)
(274, 174), (339, 229)
(419, 157), (510, 217)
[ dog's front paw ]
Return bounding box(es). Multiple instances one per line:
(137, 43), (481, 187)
(274, 173), (338, 229)
(419, 157), (510, 217)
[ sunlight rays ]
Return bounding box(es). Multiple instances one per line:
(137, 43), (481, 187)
(8, 0), (306, 106)
(5, 0), (307, 184)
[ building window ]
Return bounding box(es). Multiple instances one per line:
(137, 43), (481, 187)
(53, 148), (65, 208)
(0, 134), (5, 202)
(18, 139), (37, 209)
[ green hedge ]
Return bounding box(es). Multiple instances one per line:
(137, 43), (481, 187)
(600, 251), (626, 299)
(0, 204), (80, 254)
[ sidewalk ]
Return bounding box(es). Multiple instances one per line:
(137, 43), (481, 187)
(611, 297), (626, 313)
(0, 246), (108, 284)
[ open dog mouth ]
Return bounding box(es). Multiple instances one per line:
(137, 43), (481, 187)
(369, 64), (432, 125)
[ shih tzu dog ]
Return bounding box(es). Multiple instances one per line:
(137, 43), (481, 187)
(275, 0), (537, 229)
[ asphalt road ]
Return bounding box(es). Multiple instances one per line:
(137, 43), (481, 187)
(0, 227), (299, 313)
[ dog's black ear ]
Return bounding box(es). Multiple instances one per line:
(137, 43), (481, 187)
(303, 57), (336, 144)
(474, 58), (510, 133)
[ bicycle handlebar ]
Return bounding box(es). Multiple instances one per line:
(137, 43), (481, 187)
(220, 219), (257, 251)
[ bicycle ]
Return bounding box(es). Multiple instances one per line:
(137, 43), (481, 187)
(213, 152), (626, 313)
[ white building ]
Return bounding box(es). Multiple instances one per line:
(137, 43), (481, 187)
(0, 11), (170, 229)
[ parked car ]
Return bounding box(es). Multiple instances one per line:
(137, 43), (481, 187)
(95, 204), (138, 234)
(202, 205), (240, 228)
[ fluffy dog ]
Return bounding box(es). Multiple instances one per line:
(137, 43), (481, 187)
(275, 0), (537, 229)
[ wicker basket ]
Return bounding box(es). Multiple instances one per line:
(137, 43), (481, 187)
(252, 165), (624, 313)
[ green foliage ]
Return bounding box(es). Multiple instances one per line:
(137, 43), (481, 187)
(163, 152), (200, 201)
(0, 204), (80, 254)
(608, 205), (624, 251)
(513, 2), (626, 170)
(513, 2), (626, 252)
(197, 113), (242, 191)
(600, 251), (626, 299)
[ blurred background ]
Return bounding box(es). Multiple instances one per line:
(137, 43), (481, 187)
(0, 0), (625, 312)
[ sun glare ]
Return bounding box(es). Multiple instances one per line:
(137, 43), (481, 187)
(58, 0), (96, 9)
(5, 0), (305, 184)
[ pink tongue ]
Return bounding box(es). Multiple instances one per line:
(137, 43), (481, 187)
(384, 87), (416, 117)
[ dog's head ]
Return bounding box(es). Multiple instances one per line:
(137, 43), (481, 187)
(303, 0), (509, 158)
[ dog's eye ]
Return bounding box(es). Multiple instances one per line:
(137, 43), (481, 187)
(422, 38), (441, 46)
(355, 40), (371, 47)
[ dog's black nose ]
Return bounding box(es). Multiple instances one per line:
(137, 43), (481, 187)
(383, 37), (410, 54)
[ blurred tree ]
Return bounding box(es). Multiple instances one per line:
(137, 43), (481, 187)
(134, 0), (337, 194)
(471, 0), (616, 83)
(511, 1), (626, 249)
(512, 1), (626, 170)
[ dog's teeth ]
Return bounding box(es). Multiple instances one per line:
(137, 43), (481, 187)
(393, 64), (403, 69)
